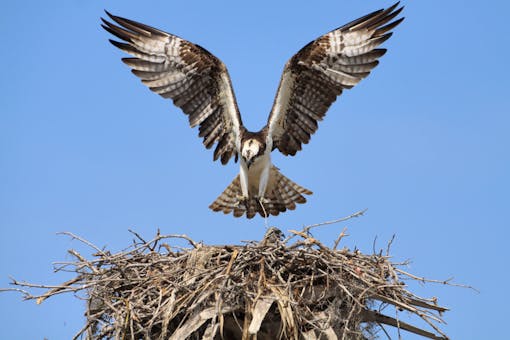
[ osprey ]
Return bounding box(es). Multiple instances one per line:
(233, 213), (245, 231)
(102, 3), (403, 218)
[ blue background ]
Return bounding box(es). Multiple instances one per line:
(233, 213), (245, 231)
(1, 1), (508, 338)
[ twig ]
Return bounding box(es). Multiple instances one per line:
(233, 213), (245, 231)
(386, 234), (396, 256)
(2, 228), (457, 339)
(284, 209), (367, 243)
(362, 309), (448, 340)
(333, 227), (348, 249)
(395, 269), (479, 292)
(128, 229), (147, 245)
(57, 231), (107, 256)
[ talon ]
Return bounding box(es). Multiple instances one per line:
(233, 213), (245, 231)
(258, 197), (269, 204)
(234, 195), (248, 207)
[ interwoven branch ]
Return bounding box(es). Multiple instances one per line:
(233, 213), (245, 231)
(2, 223), (457, 340)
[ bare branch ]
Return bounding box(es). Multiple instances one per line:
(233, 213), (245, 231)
(284, 209), (367, 243)
(2, 227), (460, 339)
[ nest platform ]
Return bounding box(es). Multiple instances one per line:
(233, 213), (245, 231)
(5, 221), (451, 339)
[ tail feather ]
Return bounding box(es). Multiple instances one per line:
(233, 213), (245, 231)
(209, 166), (312, 218)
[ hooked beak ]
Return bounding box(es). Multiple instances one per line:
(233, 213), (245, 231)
(243, 152), (253, 168)
(245, 158), (253, 168)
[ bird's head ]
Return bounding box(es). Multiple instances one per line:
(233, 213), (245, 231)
(241, 138), (265, 168)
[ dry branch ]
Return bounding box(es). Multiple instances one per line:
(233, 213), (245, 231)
(2, 225), (453, 339)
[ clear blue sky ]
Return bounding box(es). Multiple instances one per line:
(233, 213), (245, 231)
(1, 1), (508, 339)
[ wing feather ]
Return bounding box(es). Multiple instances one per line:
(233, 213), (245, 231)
(102, 12), (243, 164)
(266, 3), (404, 156)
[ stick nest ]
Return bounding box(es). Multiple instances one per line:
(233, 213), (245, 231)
(5, 223), (451, 340)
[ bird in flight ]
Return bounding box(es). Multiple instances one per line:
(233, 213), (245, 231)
(101, 3), (404, 218)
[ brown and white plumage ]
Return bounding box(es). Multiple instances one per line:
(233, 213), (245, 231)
(101, 3), (404, 218)
(101, 12), (243, 165)
(267, 2), (404, 156)
(210, 166), (312, 219)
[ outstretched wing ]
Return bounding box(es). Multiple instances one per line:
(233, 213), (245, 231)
(101, 12), (243, 164)
(266, 3), (404, 156)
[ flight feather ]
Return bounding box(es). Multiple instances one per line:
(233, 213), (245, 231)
(101, 3), (404, 218)
(101, 12), (243, 164)
(266, 3), (404, 156)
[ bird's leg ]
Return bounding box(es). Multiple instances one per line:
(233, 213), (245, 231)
(257, 161), (271, 203)
(234, 195), (249, 208)
(240, 161), (249, 199)
(234, 161), (249, 207)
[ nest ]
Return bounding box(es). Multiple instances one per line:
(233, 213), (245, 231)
(5, 214), (452, 340)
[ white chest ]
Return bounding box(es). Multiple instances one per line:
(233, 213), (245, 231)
(240, 153), (272, 194)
